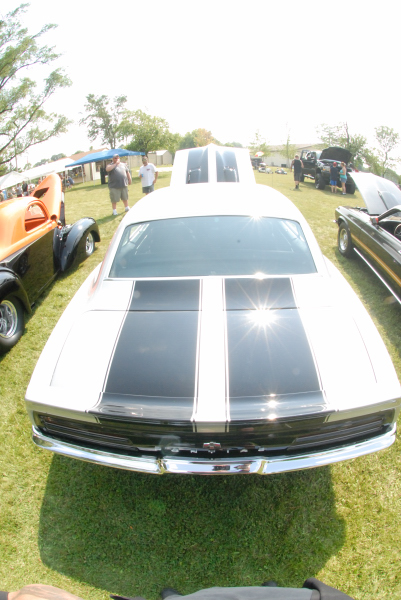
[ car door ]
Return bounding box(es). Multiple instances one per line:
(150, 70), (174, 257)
(348, 211), (401, 291)
(7, 201), (58, 303)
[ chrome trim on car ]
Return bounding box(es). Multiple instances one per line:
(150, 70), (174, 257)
(31, 424), (396, 475)
(354, 248), (401, 305)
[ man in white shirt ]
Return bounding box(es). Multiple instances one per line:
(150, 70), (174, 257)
(139, 156), (158, 194)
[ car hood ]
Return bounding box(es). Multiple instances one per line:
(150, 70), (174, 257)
(350, 172), (401, 214)
(26, 270), (400, 424)
(319, 147), (352, 163)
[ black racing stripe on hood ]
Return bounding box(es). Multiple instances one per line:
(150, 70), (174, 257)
(227, 308), (320, 397)
(225, 278), (296, 310)
(230, 391), (327, 421)
(130, 279), (200, 311)
(104, 312), (198, 413)
(93, 393), (194, 421)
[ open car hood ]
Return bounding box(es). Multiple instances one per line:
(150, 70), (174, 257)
(319, 147), (352, 163)
(350, 172), (401, 215)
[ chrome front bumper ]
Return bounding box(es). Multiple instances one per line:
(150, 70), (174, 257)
(31, 424), (397, 475)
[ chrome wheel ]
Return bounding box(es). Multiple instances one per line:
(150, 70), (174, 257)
(339, 228), (349, 253)
(85, 232), (95, 256)
(338, 223), (353, 258)
(0, 300), (18, 339)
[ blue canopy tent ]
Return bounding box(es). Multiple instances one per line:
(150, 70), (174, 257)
(66, 148), (145, 185)
(65, 148), (144, 168)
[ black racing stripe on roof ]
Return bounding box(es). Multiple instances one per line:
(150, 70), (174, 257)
(104, 311), (198, 417)
(187, 147), (208, 183)
(216, 148), (239, 182)
(227, 308), (320, 398)
(130, 279), (200, 311)
(225, 277), (296, 310)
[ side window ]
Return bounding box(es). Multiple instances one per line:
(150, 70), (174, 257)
(25, 203), (48, 232)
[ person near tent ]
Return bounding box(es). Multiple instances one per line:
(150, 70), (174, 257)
(106, 154), (132, 215)
(139, 155), (158, 194)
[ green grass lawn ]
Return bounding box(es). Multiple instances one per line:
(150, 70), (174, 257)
(1, 172), (401, 600)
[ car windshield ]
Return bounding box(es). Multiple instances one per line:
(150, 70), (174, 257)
(109, 216), (317, 278)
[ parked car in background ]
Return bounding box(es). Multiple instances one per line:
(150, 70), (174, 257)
(300, 147), (355, 193)
(0, 173), (100, 352)
(336, 172), (401, 303)
(25, 145), (401, 476)
(275, 169), (287, 174)
(258, 164), (273, 174)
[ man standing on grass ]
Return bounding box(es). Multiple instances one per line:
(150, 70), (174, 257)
(330, 161), (339, 194)
(291, 154), (303, 190)
(139, 155), (158, 195)
(106, 154), (132, 216)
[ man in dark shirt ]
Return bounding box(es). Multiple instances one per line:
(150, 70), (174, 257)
(291, 154), (304, 190)
(330, 162), (339, 193)
(106, 154), (132, 215)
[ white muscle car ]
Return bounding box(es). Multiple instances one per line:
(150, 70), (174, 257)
(25, 145), (401, 475)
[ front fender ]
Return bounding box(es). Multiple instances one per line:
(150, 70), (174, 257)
(60, 218), (100, 272)
(0, 268), (32, 313)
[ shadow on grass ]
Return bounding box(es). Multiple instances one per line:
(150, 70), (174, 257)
(39, 458), (344, 597)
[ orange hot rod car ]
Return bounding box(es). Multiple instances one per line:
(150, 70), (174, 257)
(0, 173), (100, 352)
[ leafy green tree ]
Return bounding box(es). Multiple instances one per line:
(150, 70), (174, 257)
(179, 128), (217, 150)
(122, 110), (172, 155)
(249, 130), (269, 157)
(280, 135), (297, 163)
(51, 152), (66, 161)
(79, 94), (127, 148)
(224, 141), (243, 148)
(0, 4), (72, 169)
(317, 122), (368, 167)
(374, 125), (399, 177)
(316, 123), (342, 147)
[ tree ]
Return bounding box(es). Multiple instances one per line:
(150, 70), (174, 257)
(374, 125), (400, 177)
(79, 94), (127, 148)
(122, 110), (172, 155)
(0, 4), (72, 169)
(249, 130), (269, 157)
(317, 122), (367, 168)
(280, 135), (297, 163)
(51, 152), (66, 161)
(224, 141), (243, 148)
(179, 128), (217, 150)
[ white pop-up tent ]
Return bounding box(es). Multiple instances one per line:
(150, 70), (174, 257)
(0, 171), (26, 189)
(0, 158), (76, 192)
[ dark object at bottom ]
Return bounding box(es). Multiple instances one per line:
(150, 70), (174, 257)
(303, 578), (354, 599)
(161, 590), (183, 599)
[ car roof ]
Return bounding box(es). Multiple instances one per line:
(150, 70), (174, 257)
(125, 183), (303, 224)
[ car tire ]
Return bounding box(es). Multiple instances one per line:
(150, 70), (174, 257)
(346, 181), (356, 194)
(315, 175), (326, 190)
(0, 298), (24, 353)
(85, 231), (95, 257)
(338, 222), (353, 258)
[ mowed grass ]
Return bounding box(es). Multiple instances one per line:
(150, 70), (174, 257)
(1, 170), (401, 600)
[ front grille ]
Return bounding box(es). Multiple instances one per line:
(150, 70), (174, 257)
(35, 410), (394, 459)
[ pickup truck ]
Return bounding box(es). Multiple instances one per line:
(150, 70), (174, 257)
(300, 147), (356, 194)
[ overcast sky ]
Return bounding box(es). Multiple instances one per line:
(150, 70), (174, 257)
(6, 0), (401, 165)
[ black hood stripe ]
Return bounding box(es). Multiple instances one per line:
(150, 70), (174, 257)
(93, 278), (323, 423)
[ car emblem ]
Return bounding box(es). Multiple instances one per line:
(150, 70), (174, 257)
(203, 442), (221, 451)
